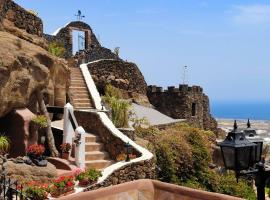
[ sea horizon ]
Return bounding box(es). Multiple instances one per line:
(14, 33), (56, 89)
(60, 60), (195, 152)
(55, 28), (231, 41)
(211, 101), (270, 121)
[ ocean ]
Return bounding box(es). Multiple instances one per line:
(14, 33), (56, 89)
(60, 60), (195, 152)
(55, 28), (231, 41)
(211, 102), (270, 121)
(212, 102), (270, 142)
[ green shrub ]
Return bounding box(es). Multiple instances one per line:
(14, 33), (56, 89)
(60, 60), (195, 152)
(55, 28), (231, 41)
(0, 135), (10, 155)
(148, 123), (256, 199)
(31, 115), (48, 128)
(103, 84), (130, 128)
(48, 41), (66, 58)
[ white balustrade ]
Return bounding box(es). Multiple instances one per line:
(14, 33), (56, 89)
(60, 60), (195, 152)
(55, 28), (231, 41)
(75, 126), (86, 169)
(63, 103), (75, 145)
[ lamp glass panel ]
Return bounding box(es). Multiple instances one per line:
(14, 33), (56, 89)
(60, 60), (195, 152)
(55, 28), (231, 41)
(236, 147), (252, 170)
(255, 142), (263, 162)
(221, 146), (235, 169)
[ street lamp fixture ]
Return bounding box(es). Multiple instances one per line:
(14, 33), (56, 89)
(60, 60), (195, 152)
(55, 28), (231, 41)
(124, 142), (132, 162)
(218, 120), (268, 200)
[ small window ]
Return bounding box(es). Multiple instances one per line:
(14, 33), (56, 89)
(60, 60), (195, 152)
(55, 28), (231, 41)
(192, 103), (196, 116)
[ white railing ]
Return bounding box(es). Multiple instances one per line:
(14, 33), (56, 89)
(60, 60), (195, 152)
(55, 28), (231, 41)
(79, 61), (153, 183)
(63, 103), (86, 169)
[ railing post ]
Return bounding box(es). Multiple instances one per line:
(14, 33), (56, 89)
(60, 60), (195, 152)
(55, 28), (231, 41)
(75, 126), (85, 169)
(63, 103), (75, 145)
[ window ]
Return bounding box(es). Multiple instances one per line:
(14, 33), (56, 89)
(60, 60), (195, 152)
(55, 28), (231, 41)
(192, 103), (196, 116)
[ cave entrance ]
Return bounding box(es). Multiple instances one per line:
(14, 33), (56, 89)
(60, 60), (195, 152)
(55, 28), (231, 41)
(72, 30), (86, 55)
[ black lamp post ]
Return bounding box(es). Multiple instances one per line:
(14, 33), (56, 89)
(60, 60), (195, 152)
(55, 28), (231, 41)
(124, 142), (132, 162)
(243, 119), (264, 165)
(218, 120), (269, 200)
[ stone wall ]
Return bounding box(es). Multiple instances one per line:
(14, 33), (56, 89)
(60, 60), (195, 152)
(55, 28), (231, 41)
(147, 85), (217, 132)
(84, 159), (155, 191)
(87, 59), (149, 104)
(74, 110), (141, 160)
(44, 21), (102, 58)
(0, 0), (43, 36)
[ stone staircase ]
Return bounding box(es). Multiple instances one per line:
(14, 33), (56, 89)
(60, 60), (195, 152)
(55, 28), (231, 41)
(85, 133), (114, 169)
(69, 67), (93, 109)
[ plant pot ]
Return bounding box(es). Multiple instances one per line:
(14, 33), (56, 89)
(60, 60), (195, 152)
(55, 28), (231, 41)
(78, 179), (90, 187)
(61, 152), (69, 160)
(50, 188), (75, 198)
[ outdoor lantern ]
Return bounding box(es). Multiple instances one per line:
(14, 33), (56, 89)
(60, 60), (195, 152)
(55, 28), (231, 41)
(124, 142), (132, 162)
(218, 120), (257, 173)
(243, 119), (263, 164)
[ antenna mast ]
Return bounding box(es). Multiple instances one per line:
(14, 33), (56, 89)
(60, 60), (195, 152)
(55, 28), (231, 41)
(182, 66), (188, 85)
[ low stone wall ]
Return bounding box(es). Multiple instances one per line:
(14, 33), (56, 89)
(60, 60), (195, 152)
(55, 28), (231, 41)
(0, 0), (43, 36)
(88, 60), (148, 101)
(62, 179), (242, 200)
(74, 110), (141, 159)
(85, 160), (155, 191)
(84, 47), (119, 62)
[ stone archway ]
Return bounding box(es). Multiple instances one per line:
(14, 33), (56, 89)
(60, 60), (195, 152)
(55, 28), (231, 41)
(54, 21), (99, 58)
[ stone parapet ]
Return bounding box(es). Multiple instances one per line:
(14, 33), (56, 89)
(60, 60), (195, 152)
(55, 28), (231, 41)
(147, 84), (217, 133)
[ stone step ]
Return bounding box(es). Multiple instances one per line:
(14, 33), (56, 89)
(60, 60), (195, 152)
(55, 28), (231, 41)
(71, 83), (87, 87)
(85, 142), (104, 151)
(71, 75), (84, 79)
(85, 151), (109, 160)
(85, 134), (99, 142)
(71, 80), (85, 83)
(74, 102), (92, 108)
(71, 77), (84, 80)
(72, 93), (90, 99)
(69, 87), (88, 92)
(73, 99), (92, 104)
(85, 160), (113, 170)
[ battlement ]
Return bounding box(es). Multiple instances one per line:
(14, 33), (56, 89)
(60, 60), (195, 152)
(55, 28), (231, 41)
(148, 84), (203, 94)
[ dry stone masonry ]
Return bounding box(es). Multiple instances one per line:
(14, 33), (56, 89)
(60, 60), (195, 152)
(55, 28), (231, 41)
(87, 59), (149, 104)
(44, 21), (118, 62)
(0, 0), (43, 36)
(147, 84), (218, 132)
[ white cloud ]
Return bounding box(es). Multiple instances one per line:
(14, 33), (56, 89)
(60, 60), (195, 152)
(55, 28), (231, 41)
(231, 4), (270, 25)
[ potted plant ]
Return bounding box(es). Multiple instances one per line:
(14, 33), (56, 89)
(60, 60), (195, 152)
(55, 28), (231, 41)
(87, 168), (102, 185)
(23, 181), (49, 200)
(0, 135), (10, 155)
(116, 152), (137, 161)
(30, 115), (48, 145)
(31, 115), (48, 129)
(74, 168), (102, 187)
(60, 143), (71, 160)
(49, 175), (75, 198)
(26, 144), (47, 166)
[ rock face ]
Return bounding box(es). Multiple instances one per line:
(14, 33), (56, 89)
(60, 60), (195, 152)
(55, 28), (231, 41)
(147, 85), (218, 133)
(1, 159), (57, 183)
(0, 1), (69, 118)
(88, 60), (149, 104)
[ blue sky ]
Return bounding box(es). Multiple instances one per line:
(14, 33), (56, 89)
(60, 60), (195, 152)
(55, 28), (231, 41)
(14, 0), (270, 103)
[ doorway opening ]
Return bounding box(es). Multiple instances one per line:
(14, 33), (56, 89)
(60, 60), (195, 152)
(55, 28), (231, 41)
(72, 30), (86, 55)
